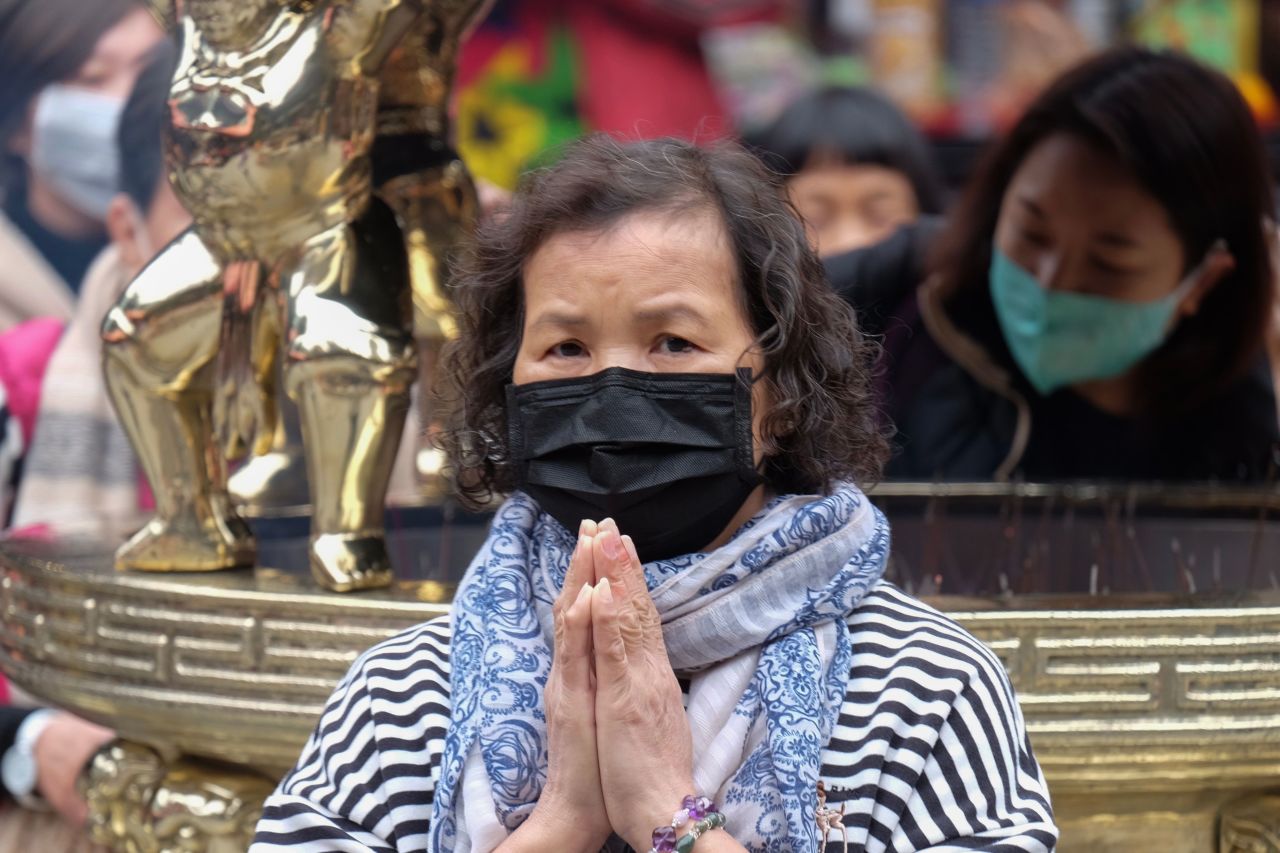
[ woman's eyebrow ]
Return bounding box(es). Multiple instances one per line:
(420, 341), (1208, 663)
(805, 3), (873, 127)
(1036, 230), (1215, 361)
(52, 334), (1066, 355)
(1016, 196), (1048, 219)
(528, 310), (589, 331)
(860, 189), (897, 206)
(1095, 230), (1140, 249)
(631, 304), (709, 325)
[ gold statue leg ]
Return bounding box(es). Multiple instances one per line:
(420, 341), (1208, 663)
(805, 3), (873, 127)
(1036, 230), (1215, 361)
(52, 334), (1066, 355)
(102, 229), (255, 571)
(283, 199), (417, 592)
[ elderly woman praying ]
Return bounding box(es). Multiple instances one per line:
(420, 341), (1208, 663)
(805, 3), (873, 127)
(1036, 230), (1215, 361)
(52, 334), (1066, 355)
(251, 136), (1057, 853)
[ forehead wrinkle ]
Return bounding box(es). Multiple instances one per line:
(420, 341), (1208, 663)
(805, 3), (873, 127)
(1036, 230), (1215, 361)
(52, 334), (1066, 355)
(605, 215), (668, 263)
(522, 205), (746, 335)
(608, 204), (727, 255)
(535, 207), (731, 274)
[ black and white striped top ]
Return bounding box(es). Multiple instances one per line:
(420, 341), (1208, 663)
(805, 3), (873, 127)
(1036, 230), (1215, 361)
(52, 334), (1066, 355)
(252, 583), (1058, 852)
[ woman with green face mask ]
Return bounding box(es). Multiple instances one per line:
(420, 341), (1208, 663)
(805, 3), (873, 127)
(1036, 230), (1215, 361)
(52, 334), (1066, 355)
(827, 47), (1279, 483)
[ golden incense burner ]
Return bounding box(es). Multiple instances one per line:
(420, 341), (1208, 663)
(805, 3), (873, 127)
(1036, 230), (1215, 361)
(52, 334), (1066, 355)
(2, 541), (1277, 851)
(2, 484), (1279, 851)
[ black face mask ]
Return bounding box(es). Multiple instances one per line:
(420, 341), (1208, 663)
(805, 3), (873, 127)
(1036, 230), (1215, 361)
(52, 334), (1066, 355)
(507, 367), (763, 562)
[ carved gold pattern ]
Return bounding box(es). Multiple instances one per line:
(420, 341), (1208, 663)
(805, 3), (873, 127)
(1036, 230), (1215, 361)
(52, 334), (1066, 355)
(4, 543), (1280, 850)
(950, 603), (1280, 789)
(0, 541), (448, 775)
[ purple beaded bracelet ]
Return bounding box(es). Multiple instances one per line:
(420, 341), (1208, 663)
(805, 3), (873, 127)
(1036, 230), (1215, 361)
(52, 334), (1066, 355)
(649, 795), (717, 853)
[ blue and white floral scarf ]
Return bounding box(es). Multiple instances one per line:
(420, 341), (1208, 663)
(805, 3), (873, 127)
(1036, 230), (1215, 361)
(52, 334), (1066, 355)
(429, 484), (890, 852)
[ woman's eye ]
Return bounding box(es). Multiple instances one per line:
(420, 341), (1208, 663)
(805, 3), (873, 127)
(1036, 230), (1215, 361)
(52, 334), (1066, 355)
(551, 341), (585, 358)
(660, 337), (696, 354)
(1089, 256), (1142, 279)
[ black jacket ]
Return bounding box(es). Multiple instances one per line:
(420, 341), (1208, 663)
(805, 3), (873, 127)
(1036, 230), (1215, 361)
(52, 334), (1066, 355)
(826, 222), (1280, 482)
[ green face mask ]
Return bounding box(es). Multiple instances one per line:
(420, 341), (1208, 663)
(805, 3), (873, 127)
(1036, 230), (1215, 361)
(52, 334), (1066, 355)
(988, 248), (1206, 396)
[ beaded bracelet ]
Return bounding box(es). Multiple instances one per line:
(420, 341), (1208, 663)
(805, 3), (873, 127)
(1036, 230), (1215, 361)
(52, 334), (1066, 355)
(650, 796), (717, 853)
(675, 812), (727, 852)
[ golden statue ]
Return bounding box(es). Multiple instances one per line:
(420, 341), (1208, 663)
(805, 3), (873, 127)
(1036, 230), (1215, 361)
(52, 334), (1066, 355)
(103, 0), (484, 591)
(225, 1), (481, 511)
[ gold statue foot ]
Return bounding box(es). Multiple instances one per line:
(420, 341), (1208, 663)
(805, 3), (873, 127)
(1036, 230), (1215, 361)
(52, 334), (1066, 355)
(309, 533), (393, 592)
(116, 514), (255, 572)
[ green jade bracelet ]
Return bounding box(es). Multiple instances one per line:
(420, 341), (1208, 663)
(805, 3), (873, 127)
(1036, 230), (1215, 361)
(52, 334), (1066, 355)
(675, 812), (727, 852)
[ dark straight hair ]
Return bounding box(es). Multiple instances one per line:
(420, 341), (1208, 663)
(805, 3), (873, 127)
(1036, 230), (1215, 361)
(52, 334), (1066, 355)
(746, 86), (946, 215)
(0, 0), (143, 144)
(118, 39), (177, 212)
(930, 47), (1276, 416)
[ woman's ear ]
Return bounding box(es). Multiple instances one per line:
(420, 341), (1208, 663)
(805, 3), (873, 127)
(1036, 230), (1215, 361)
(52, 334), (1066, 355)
(1178, 246), (1235, 318)
(105, 193), (146, 275)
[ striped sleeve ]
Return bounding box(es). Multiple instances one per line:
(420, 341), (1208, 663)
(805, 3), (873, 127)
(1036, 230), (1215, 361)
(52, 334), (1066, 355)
(831, 585), (1058, 853)
(251, 616), (452, 853)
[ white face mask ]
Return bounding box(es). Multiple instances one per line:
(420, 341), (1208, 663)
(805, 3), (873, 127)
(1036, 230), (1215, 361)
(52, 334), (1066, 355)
(29, 84), (125, 221)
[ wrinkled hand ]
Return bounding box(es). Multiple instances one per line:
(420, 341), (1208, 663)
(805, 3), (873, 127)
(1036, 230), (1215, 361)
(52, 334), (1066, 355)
(514, 521), (612, 852)
(590, 519), (696, 852)
(33, 713), (114, 826)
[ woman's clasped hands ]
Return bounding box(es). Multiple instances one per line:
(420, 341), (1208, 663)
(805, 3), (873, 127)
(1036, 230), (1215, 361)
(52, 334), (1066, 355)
(505, 518), (707, 853)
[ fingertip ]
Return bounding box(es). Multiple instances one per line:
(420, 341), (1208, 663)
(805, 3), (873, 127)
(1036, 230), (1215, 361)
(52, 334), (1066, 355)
(621, 534), (640, 564)
(599, 517), (618, 535)
(563, 535), (591, 594)
(601, 529), (625, 563)
(559, 590), (593, 685)
(582, 519), (599, 537)
(565, 585), (593, 642)
(597, 576), (614, 604)
(591, 528), (612, 570)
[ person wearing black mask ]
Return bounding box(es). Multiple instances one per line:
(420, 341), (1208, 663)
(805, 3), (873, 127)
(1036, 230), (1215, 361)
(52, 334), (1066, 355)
(254, 136), (1056, 853)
